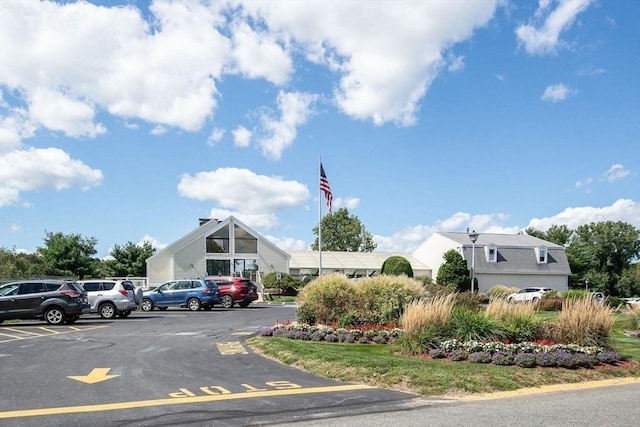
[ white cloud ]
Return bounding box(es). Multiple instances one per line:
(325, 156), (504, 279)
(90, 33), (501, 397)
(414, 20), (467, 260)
(227, 19), (292, 85)
(541, 83), (576, 102)
(27, 88), (106, 138)
(177, 167), (310, 219)
(241, 1), (500, 126)
(575, 164), (630, 190)
(375, 212), (518, 252)
(232, 126), (252, 147)
(447, 54), (466, 72)
(258, 91), (317, 160)
(264, 234), (308, 251)
(207, 127), (225, 146)
(516, 0), (593, 56)
(138, 234), (167, 251)
(527, 199), (640, 231)
(603, 164), (630, 182)
(575, 176), (594, 189)
(0, 109), (36, 154)
(210, 208), (280, 230)
(0, 147), (103, 206)
(334, 197), (360, 210)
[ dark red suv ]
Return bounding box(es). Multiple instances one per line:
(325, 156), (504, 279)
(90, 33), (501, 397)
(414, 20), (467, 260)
(205, 276), (258, 308)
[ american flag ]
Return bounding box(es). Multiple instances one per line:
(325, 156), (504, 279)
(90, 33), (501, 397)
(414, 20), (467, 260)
(320, 162), (333, 213)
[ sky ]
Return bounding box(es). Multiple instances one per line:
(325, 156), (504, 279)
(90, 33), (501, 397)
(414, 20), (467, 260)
(0, 0), (638, 259)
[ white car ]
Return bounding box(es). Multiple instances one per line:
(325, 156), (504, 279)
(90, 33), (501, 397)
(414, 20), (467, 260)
(506, 287), (554, 303)
(77, 279), (142, 319)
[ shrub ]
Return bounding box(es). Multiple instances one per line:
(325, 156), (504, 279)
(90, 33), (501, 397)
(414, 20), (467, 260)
(453, 292), (484, 312)
(537, 297), (564, 311)
(324, 334), (338, 343)
(429, 348), (447, 359)
(355, 275), (425, 324)
(296, 274), (359, 324)
(450, 307), (505, 342)
(557, 296), (615, 347)
(491, 351), (514, 366)
(485, 299), (540, 343)
(595, 350), (622, 365)
(258, 326), (274, 336)
(449, 349), (469, 361)
(513, 353), (537, 368)
(468, 351), (492, 363)
(380, 256), (414, 277)
(563, 289), (588, 299)
(535, 352), (557, 367)
(262, 271), (303, 290)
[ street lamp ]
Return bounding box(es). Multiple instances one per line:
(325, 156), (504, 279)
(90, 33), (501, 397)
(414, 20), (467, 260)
(468, 230), (479, 293)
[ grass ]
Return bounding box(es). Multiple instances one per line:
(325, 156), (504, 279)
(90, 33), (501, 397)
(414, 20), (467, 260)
(248, 336), (640, 397)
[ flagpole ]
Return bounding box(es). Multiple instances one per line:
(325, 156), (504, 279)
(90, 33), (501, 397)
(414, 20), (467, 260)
(318, 157), (323, 277)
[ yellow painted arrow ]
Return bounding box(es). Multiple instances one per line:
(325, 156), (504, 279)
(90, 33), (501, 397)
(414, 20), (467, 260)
(68, 368), (119, 384)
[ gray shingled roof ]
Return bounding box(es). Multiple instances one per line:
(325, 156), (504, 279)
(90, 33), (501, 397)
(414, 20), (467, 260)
(442, 232), (571, 275)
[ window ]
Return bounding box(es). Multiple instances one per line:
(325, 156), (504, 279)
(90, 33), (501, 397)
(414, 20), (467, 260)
(207, 259), (230, 276)
(485, 244), (497, 263)
(19, 283), (44, 294)
(234, 224), (258, 253)
(206, 225), (229, 253)
(82, 282), (101, 292)
(234, 259), (259, 278)
(102, 282), (115, 290)
(535, 246), (548, 264)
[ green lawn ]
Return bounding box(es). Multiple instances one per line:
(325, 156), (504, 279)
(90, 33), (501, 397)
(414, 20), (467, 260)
(248, 330), (640, 397)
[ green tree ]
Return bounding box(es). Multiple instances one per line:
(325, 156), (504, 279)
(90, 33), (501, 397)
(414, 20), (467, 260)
(104, 241), (155, 277)
(566, 221), (640, 296)
(37, 231), (99, 279)
(617, 262), (640, 297)
(0, 247), (47, 276)
(381, 256), (413, 277)
(436, 249), (471, 292)
(525, 224), (572, 245)
(310, 208), (377, 252)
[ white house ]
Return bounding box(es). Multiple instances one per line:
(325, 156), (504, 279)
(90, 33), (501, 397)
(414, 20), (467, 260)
(146, 216), (289, 287)
(411, 232), (571, 293)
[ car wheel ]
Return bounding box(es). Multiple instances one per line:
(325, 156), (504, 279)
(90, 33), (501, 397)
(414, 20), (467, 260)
(187, 298), (201, 311)
(99, 302), (117, 319)
(44, 307), (65, 325)
(221, 295), (234, 308)
(507, 297), (515, 303)
(238, 301), (250, 308)
(141, 299), (154, 312)
(66, 315), (80, 324)
(532, 297), (540, 303)
(118, 310), (131, 318)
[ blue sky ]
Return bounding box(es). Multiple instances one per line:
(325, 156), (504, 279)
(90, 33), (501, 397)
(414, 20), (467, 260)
(1, 0), (638, 258)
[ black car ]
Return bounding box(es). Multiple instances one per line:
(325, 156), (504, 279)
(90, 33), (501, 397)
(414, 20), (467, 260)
(0, 280), (90, 325)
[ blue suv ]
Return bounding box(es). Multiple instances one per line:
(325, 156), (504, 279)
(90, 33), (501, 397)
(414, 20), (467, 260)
(141, 279), (220, 312)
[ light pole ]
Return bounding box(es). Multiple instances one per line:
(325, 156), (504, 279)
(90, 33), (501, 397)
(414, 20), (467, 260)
(468, 230), (479, 293)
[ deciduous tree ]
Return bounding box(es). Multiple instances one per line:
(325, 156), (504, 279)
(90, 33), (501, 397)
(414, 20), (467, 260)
(311, 208), (376, 252)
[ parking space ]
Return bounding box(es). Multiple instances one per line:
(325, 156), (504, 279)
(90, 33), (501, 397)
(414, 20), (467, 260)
(0, 324), (108, 343)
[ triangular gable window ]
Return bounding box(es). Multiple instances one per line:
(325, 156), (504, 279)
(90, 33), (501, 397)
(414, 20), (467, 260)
(206, 224), (229, 253)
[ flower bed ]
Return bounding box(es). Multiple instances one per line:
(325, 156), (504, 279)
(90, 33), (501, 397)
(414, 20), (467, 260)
(258, 323), (623, 369)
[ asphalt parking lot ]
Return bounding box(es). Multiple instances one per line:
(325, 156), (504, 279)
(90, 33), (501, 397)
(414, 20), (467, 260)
(0, 303), (431, 426)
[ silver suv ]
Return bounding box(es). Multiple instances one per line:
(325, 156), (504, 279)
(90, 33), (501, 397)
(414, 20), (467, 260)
(77, 280), (142, 319)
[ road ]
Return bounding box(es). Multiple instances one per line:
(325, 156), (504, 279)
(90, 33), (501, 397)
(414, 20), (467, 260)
(0, 302), (638, 426)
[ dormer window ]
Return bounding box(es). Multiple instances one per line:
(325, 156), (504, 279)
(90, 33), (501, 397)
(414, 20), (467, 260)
(535, 246), (548, 264)
(485, 244), (497, 263)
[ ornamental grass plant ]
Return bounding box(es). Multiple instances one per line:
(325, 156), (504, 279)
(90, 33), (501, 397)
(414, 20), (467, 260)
(557, 296), (615, 347)
(397, 294), (456, 354)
